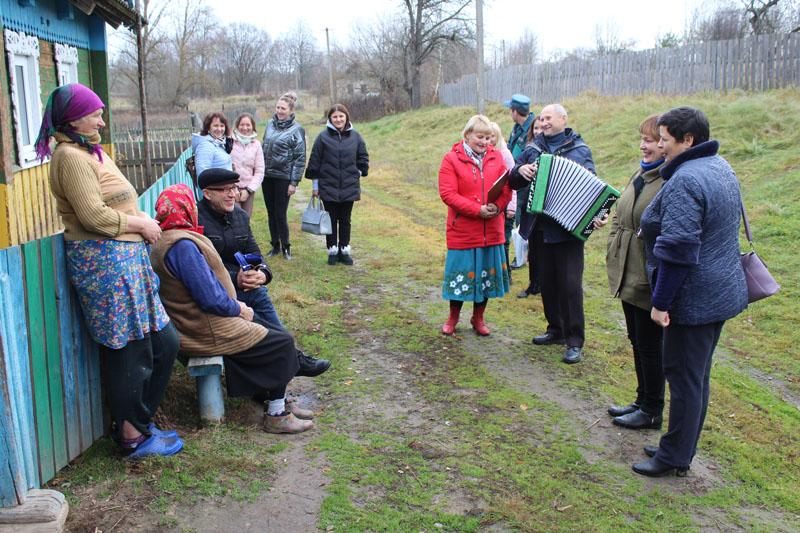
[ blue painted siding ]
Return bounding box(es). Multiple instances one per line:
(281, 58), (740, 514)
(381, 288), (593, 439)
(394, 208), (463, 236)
(0, 0), (94, 49)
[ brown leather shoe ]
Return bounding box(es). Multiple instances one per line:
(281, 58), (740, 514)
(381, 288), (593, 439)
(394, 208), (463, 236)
(263, 412), (314, 434)
(287, 398), (315, 420)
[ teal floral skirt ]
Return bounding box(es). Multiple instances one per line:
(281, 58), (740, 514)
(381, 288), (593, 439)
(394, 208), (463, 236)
(442, 245), (510, 302)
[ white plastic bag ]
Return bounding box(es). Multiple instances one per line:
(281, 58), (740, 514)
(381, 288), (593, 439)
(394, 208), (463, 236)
(510, 227), (528, 268)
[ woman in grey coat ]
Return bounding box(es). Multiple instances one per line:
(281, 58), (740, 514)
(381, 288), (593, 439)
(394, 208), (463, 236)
(635, 107), (747, 477)
(261, 92), (306, 260)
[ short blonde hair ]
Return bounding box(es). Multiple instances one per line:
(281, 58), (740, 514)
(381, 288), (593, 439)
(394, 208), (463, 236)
(462, 114), (493, 138)
(488, 122), (507, 150)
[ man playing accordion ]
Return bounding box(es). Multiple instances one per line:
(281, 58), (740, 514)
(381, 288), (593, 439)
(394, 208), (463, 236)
(509, 103), (598, 364)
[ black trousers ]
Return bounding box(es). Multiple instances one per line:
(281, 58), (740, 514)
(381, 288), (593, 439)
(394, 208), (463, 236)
(325, 200), (354, 249)
(262, 179), (292, 248)
(223, 321), (299, 399)
(101, 322), (179, 441)
(622, 301), (665, 416)
(534, 231), (585, 347)
(656, 321), (724, 468)
(526, 239), (539, 292)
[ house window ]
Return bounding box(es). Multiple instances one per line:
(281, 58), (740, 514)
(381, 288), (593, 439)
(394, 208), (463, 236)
(54, 43), (79, 86)
(4, 30), (43, 168)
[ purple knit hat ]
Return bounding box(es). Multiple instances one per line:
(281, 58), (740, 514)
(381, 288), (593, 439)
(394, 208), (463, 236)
(34, 83), (105, 161)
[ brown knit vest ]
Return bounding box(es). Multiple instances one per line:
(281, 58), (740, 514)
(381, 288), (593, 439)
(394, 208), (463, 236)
(150, 229), (268, 355)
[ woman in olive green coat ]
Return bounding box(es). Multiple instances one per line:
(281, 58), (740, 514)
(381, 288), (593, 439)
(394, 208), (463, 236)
(605, 115), (666, 430)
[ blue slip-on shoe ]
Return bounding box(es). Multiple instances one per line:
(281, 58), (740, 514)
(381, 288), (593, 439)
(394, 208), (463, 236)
(148, 422), (179, 439)
(125, 434), (184, 461)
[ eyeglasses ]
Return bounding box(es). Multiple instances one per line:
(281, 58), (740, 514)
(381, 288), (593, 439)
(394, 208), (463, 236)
(206, 185), (239, 194)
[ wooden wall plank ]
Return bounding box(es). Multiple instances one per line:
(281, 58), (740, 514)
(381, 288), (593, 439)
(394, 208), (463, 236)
(38, 237), (68, 472)
(22, 241), (55, 483)
(68, 280), (94, 453)
(52, 236), (81, 460)
(0, 247), (39, 490)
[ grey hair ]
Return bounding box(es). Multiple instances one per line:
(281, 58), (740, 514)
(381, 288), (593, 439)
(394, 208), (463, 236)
(551, 103), (568, 118)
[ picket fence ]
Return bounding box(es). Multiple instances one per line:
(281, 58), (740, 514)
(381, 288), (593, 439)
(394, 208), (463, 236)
(0, 149), (193, 509)
(440, 33), (800, 106)
(113, 126), (193, 194)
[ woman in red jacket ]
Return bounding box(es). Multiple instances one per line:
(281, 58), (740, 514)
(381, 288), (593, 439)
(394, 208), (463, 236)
(439, 115), (512, 336)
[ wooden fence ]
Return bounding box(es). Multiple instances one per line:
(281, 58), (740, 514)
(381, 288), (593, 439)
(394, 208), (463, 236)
(113, 126), (193, 194)
(440, 33), (800, 106)
(0, 149), (193, 509)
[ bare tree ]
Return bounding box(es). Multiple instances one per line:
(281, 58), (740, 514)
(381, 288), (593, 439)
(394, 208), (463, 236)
(399, 0), (473, 108)
(219, 23), (272, 94)
(593, 21), (636, 56)
(505, 30), (539, 66)
(279, 21), (319, 91)
(740, 0), (800, 33)
(349, 17), (406, 111)
(688, 3), (748, 41)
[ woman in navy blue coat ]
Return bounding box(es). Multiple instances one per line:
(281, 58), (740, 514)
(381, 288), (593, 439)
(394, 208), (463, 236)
(635, 107), (747, 477)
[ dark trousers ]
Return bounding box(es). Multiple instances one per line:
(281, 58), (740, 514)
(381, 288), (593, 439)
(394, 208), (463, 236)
(534, 231), (585, 347)
(238, 286), (283, 330)
(325, 200), (354, 249)
(224, 320), (299, 398)
(622, 301), (665, 416)
(261, 179), (292, 249)
(101, 322), (179, 441)
(656, 321), (724, 468)
(525, 240), (539, 292)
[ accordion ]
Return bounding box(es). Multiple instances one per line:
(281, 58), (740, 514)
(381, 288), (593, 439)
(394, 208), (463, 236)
(526, 154), (620, 241)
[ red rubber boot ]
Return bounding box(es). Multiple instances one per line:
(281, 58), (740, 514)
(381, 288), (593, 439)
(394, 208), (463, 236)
(442, 302), (461, 335)
(470, 303), (490, 336)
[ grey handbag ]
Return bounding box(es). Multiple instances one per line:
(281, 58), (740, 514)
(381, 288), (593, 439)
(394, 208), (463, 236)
(740, 201), (779, 303)
(301, 197), (332, 235)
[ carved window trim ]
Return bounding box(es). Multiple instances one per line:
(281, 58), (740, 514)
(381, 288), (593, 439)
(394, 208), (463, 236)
(4, 29), (43, 168)
(55, 43), (79, 86)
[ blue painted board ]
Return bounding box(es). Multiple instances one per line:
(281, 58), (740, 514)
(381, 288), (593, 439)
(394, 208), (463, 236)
(0, 247), (39, 490)
(52, 236), (81, 460)
(69, 299), (95, 450)
(22, 241), (56, 484)
(39, 238), (68, 471)
(86, 329), (103, 440)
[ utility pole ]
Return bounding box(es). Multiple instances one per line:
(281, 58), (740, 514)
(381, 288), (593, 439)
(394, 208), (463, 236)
(326, 28), (335, 105)
(135, 0), (152, 183)
(476, 0), (485, 113)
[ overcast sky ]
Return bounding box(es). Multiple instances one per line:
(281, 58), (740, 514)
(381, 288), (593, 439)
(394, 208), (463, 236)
(110, 0), (704, 59)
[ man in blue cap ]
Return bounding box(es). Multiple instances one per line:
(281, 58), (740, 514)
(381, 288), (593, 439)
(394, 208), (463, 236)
(504, 94), (534, 159)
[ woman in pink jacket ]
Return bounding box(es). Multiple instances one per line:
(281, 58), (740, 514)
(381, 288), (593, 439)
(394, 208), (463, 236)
(231, 113), (265, 216)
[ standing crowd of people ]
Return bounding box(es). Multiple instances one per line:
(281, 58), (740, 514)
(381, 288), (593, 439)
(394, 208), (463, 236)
(38, 81), (749, 481)
(437, 95), (749, 478)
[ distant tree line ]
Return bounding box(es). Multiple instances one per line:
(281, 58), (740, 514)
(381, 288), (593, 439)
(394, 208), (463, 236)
(109, 0), (799, 116)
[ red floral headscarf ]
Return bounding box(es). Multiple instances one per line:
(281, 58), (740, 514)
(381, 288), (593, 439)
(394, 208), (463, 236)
(155, 184), (204, 234)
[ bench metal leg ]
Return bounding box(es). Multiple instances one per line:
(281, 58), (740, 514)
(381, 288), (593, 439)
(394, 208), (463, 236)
(195, 374), (224, 424)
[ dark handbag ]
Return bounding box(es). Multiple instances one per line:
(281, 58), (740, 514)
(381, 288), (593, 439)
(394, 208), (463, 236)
(301, 197), (332, 235)
(740, 201), (779, 303)
(186, 155), (197, 183)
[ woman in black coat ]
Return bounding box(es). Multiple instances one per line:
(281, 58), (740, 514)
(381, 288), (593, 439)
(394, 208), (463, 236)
(305, 104), (369, 265)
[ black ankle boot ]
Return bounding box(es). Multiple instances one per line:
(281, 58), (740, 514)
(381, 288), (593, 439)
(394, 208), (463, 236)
(267, 245), (280, 258)
(282, 245), (292, 260)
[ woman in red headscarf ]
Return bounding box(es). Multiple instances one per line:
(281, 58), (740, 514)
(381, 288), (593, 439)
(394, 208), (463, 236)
(36, 83), (182, 460)
(150, 183), (314, 434)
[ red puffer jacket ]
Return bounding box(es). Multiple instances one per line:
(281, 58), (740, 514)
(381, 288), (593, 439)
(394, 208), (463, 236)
(439, 142), (511, 250)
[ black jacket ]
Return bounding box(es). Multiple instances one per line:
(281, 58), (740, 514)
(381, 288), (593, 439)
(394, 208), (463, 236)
(262, 115), (306, 184)
(305, 122), (369, 203)
(509, 128), (596, 243)
(197, 200), (271, 288)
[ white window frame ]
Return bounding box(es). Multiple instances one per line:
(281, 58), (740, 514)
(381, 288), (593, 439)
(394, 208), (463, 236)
(4, 29), (43, 168)
(54, 43), (79, 86)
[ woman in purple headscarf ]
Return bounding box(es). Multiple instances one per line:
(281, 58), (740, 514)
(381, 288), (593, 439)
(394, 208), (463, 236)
(36, 83), (182, 460)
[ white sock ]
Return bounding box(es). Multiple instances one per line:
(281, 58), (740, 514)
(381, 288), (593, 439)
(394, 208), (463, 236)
(328, 245), (339, 255)
(267, 398), (286, 416)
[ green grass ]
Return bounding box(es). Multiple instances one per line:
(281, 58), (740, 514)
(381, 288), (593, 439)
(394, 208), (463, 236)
(56, 89), (800, 531)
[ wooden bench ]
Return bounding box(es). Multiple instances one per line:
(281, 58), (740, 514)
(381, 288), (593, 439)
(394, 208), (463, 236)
(187, 357), (225, 423)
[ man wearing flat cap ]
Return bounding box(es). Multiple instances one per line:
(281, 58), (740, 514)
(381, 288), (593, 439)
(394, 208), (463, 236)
(196, 168), (330, 377)
(504, 94), (534, 159)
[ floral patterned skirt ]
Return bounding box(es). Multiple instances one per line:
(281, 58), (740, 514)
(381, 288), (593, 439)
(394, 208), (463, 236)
(442, 244), (510, 302)
(66, 240), (170, 349)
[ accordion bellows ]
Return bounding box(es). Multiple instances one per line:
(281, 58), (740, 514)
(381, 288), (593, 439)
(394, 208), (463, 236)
(526, 154), (621, 241)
